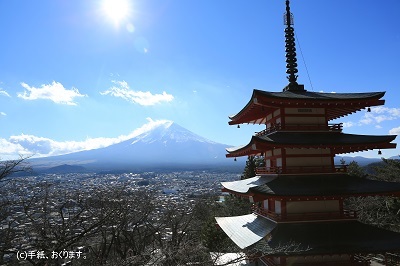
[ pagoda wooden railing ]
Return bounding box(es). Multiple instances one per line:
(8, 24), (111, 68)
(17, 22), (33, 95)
(260, 257), (279, 266)
(255, 123), (343, 136)
(256, 165), (348, 175)
(256, 166), (282, 175)
(260, 257), (369, 266)
(252, 206), (357, 222)
(385, 253), (400, 265)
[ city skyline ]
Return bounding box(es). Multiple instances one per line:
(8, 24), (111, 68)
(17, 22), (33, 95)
(1, 0), (399, 160)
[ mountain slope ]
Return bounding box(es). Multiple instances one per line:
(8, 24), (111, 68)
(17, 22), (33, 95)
(30, 122), (239, 171)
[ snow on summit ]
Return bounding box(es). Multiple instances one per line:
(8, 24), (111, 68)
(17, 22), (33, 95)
(130, 120), (217, 145)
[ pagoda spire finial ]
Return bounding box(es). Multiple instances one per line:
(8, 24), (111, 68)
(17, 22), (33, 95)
(283, 0), (305, 92)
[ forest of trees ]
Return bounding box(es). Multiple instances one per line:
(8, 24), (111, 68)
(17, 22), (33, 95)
(345, 159), (400, 233)
(1, 156), (400, 265)
(0, 157), (251, 266)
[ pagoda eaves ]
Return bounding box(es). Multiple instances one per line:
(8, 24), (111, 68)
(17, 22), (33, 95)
(221, 174), (400, 200)
(251, 220), (400, 256)
(216, 215), (400, 256)
(217, 0), (400, 264)
(229, 89), (386, 125)
(226, 132), (396, 158)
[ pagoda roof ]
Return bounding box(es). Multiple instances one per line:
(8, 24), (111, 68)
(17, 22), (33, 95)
(216, 215), (400, 255)
(250, 220), (400, 255)
(226, 132), (396, 157)
(222, 174), (400, 198)
(254, 89), (385, 100)
(221, 175), (277, 193)
(215, 214), (276, 249)
(229, 89), (385, 124)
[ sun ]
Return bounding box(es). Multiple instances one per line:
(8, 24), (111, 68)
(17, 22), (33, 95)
(101, 0), (132, 26)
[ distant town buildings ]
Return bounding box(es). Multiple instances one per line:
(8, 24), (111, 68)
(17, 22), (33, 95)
(0, 171), (239, 265)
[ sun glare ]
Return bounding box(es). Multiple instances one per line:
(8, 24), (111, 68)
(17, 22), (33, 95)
(101, 0), (131, 26)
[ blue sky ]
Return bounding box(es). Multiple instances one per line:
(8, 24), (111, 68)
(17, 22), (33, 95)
(0, 0), (399, 160)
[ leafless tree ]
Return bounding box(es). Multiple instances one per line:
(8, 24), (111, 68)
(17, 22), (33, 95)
(79, 184), (159, 265)
(345, 159), (400, 232)
(0, 156), (32, 264)
(1, 181), (108, 265)
(0, 155), (32, 183)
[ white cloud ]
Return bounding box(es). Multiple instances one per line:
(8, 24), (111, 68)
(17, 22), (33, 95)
(359, 106), (400, 125)
(342, 121), (355, 128)
(371, 106), (400, 116)
(0, 89), (10, 97)
(8, 134), (119, 157)
(342, 107), (400, 128)
(389, 126), (400, 135)
(17, 81), (86, 105)
(0, 112), (6, 117)
(100, 80), (174, 106)
(0, 139), (32, 159)
(0, 118), (172, 159)
(130, 118), (172, 137)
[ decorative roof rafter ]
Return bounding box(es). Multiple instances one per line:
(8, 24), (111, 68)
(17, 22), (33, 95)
(226, 132), (396, 157)
(229, 90), (385, 125)
(221, 174), (400, 199)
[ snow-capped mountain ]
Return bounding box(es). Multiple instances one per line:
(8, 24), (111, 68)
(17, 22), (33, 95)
(129, 121), (217, 145)
(30, 122), (238, 172)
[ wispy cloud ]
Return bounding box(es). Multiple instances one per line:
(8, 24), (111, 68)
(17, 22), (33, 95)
(360, 106), (400, 125)
(17, 81), (86, 105)
(8, 134), (120, 157)
(129, 117), (172, 137)
(0, 112), (6, 117)
(0, 89), (10, 97)
(0, 139), (28, 159)
(1, 118), (172, 159)
(342, 106), (400, 128)
(342, 121), (355, 128)
(100, 80), (174, 106)
(318, 91), (336, 93)
(389, 126), (400, 135)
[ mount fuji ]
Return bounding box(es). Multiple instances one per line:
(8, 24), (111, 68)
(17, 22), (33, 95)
(30, 121), (241, 172)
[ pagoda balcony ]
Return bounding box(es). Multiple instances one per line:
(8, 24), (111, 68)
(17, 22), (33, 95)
(252, 206), (357, 222)
(260, 257), (369, 266)
(255, 123), (343, 136)
(256, 165), (348, 175)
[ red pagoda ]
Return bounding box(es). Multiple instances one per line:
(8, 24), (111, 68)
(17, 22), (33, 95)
(216, 1), (400, 265)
